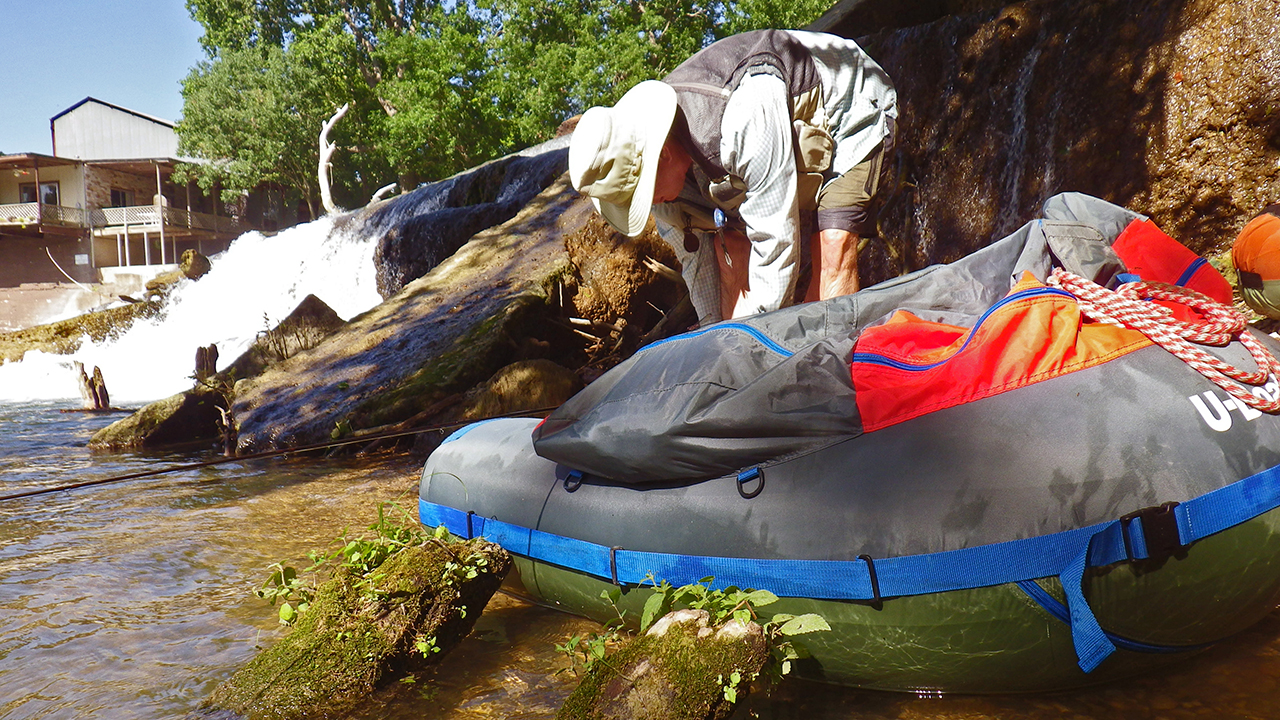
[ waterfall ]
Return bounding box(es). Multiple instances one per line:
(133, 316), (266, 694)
(0, 215), (384, 404)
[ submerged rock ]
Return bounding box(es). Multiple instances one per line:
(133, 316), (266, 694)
(558, 609), (770, 720)
(199, 537), (512, 720)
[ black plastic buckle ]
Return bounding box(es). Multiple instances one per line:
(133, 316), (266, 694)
(1120, 501), (1182, 561)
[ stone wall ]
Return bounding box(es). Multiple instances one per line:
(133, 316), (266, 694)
(84, 166), (157, 209)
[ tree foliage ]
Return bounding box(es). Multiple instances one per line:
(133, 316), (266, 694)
(176, 0), (834, 211)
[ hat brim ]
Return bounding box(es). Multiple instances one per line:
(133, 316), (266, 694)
(591, 81), (677, 237)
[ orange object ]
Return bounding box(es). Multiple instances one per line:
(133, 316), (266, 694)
(1232, 205), (1280, 319)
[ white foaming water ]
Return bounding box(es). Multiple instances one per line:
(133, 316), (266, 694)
(0, 215), (384, 403)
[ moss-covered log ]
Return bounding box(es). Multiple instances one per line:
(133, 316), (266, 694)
(201, 537), (511, 720)
(558, 609), (770, 720)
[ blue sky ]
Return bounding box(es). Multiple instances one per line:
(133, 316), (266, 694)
(0, 1), (206, 155)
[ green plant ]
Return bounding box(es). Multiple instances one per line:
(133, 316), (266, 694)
(639, 575), (830, 679)
(555, 586), (628, 676)
(413, 634), (441, 657)
(254, 562), (316, 625)
(718, 669), (743, 703)
(253, 500), (427, 622)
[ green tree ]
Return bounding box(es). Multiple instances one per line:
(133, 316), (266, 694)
(176, 0), (834, 211)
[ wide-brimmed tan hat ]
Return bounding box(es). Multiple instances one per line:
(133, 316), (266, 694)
(569, 80), (677, 237)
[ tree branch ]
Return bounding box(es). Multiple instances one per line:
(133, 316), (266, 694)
(319, 103), (351, 215)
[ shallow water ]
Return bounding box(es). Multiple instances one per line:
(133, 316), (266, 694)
(4, 398), (1280, 719)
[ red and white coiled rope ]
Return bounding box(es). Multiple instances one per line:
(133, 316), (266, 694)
(1046, 267), (1280, 413)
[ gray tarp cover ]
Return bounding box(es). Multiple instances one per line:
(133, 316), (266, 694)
(532, 193), (1143, 484)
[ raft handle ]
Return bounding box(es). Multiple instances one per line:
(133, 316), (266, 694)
(1120, 501), (1182, 561)
(858, 554), (884, 610)
(563, 469), (584, 493)
(737, 467), (765, 499)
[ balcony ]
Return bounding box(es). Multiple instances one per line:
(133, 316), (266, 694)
(90, 205), (244, 237)
(0, 202), (87, 231)
(0, 201), (246, 268)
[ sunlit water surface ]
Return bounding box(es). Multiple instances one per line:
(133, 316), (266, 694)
(4, 400), (1280, 719)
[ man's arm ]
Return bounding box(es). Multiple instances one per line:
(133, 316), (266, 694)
(720, 72), (801, 318)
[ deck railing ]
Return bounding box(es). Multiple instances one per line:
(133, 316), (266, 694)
(0, 203), (86, 226)
(0, 202), (243, 235)
(90, 205), (244, 235)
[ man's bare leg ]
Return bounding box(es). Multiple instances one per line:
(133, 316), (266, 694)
(804, 228), (859, 302)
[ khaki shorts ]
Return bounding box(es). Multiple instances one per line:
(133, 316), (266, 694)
(816, 119), (895, 236)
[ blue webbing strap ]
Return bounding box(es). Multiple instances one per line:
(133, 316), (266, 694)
(1015, 580), (1214, 655)
(420, 460), (1280, 673)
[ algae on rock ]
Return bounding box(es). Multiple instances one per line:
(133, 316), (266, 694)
(201, 536), (512, 720)
(558, 609), (770, 720)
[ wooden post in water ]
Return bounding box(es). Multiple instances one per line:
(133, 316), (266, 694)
(75, 362), (110, 410)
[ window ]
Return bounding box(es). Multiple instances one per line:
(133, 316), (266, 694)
(110, 188), (134, 207)
(19, 181), (60, 205)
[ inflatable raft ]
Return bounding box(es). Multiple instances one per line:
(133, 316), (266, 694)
(419, 193), (1280, 692)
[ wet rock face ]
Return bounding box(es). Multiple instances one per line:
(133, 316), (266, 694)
(858, 0), (1280, 286)
(231, 179), (594, 453)
(367, 143), (570, 298)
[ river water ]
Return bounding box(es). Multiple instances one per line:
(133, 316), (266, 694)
(5, 400), (1280, 719)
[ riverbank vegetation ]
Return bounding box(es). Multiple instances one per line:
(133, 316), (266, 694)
(175, 0), (833, 215)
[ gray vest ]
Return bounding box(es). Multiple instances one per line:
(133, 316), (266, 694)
(663, 30), (832, 226)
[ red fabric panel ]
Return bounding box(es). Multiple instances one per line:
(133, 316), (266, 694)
(852, 273), (1152, 433)
(1112, 218), (1233, 304)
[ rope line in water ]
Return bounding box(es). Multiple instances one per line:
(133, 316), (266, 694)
(0, 407), (557, 503)
(1048, 268), (1280, 411)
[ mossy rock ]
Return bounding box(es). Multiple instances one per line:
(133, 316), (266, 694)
(201, 537), (512, 720)
(181, 250), (213, 280)
(88, 387), (226, 450)
(559, 609), (770, 720)
(459, 359), (582, 421)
